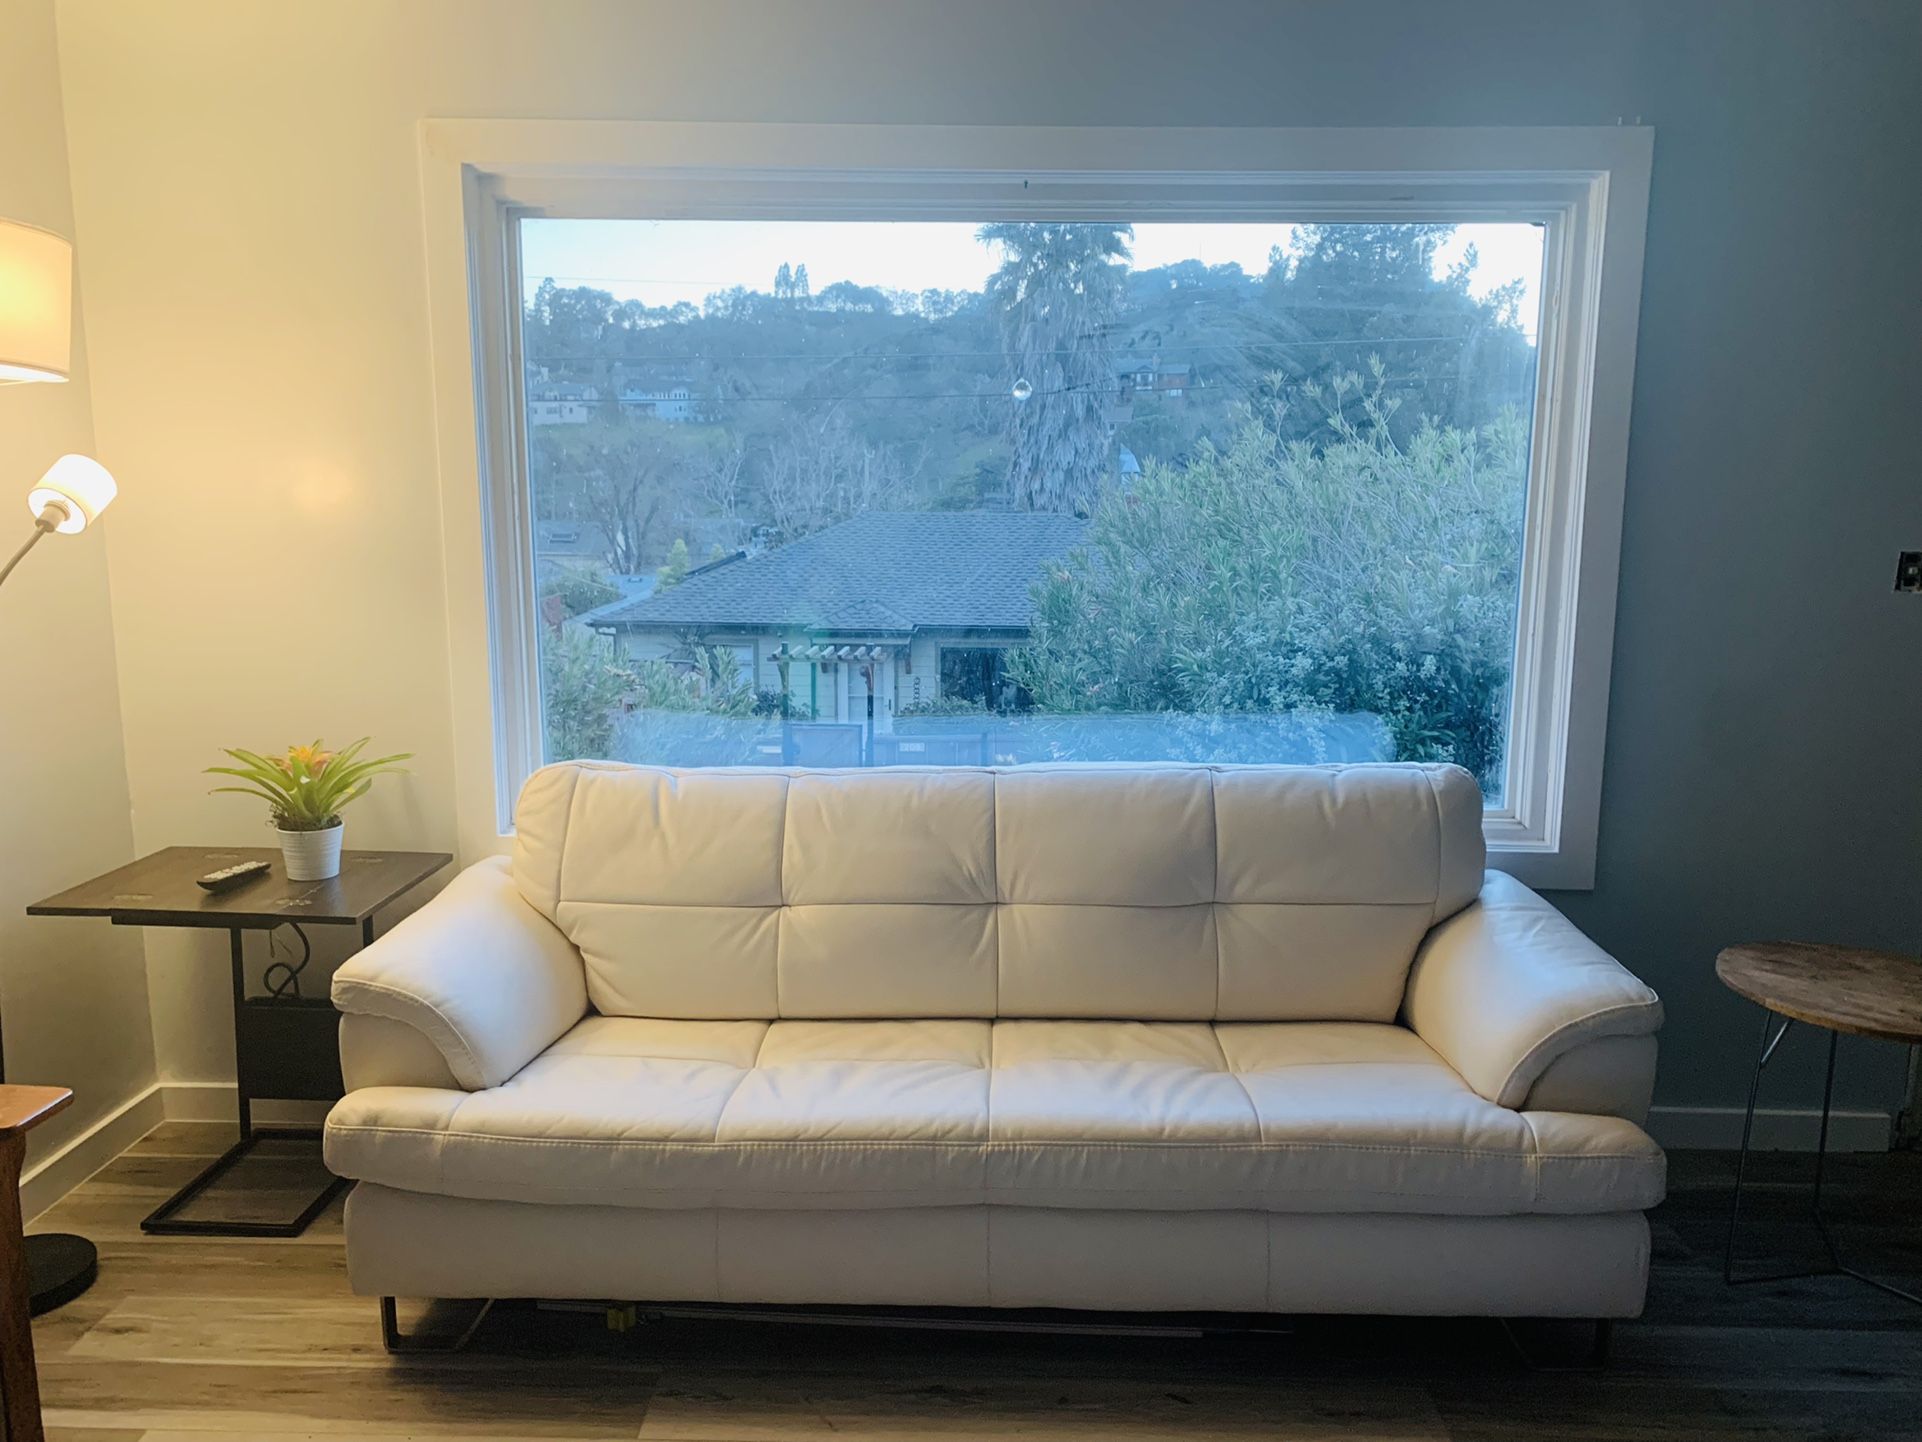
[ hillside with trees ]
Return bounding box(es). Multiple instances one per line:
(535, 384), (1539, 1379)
(523, 222), (1535, 548)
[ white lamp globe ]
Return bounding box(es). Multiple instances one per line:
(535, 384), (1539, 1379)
(27, 454), (117, 534)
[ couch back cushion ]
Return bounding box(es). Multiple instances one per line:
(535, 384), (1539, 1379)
(512, 762), (1485, 1023)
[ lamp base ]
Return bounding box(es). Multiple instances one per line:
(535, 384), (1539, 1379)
(26, 1230), (97, 1314)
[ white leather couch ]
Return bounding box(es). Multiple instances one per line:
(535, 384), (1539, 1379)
(325, 761), (1665, 1328)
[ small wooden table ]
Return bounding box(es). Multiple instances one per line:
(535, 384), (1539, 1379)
(1, 1086), (74, 1442)
(1716, 941), (1922, 1304)
(28, 847), (450, 1237)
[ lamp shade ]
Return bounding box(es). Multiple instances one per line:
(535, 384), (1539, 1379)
(28, 454), (116, 533)
(0, 218), (73, 383)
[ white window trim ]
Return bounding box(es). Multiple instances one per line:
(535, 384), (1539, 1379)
(419, 122), (1652, 889)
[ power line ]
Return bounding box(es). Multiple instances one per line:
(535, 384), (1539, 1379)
(524, 333), (1510, 368)
(529, 371), (1465, 409)
(527, 289), (1523, 319)
(544, 381), (1108, 407)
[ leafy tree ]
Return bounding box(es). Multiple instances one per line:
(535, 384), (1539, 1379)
(539, 564), (621, 617)
(816, 280), (892, 313)
(978, 222), (1133, 515)
(1253, 224), (1534, 444)
(655, 538), (690, 589)
(1007, 378), (1528, 788)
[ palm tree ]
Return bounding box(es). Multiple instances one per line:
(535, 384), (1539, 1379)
(978, 222), (1132, 515)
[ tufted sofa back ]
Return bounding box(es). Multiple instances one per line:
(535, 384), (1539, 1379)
(511, 761), (1486, 1023)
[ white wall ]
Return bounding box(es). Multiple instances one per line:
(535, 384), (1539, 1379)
(0, 0), (156, 1169)
(51, 0), (1922, 1117)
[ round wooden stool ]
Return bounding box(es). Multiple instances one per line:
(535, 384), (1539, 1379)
(1716, 942), (1922, 1304)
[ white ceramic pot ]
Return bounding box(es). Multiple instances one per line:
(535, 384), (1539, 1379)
(279, 822), (344, 881)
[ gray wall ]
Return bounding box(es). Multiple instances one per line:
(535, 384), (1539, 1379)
(1528, 3), (1922, 1114)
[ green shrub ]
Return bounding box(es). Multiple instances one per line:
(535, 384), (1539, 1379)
(895, 695), (992, 719)
(1007, 380), (1527, 790)
(540, 624), (632, 761)
(542, 630), (762, 763)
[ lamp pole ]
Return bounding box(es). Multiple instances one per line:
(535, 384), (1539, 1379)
(2, 469), (118, 1315)
(0, 506), (62, 589)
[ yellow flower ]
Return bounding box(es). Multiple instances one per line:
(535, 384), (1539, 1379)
(283, 742), (336, 775)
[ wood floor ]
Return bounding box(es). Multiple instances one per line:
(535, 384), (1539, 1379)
(23, 1122), (1922, 1441)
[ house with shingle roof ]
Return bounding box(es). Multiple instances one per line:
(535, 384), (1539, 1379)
(585, 510), (1087, 737)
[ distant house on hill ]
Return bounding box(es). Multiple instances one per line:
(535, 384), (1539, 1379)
(619, 381), (697, 422)
(585, 510), (1087, 735)
(527, 378), (599, 425)
(1117, 357), (1193, 399)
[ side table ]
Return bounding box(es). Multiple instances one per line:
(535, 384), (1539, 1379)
(28, 846), (450, 1237)
(1716, 941), (1922, 1305)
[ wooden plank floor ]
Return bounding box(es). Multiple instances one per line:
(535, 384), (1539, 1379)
(24, 1122), (1922, 1440)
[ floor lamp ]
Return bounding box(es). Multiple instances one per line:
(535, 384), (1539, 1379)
(2, 214), (119, 1312)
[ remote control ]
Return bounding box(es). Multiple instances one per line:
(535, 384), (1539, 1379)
(197, 859), (273, 893)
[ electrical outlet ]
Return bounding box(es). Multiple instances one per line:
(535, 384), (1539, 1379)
(1897, 550), (1922, 593)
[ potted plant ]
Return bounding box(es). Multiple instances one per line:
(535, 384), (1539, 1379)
(207, 738), (411, 881)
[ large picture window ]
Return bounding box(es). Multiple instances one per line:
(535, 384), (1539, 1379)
(425, 124), (1651, 884)
(519, 217), (1544, 802)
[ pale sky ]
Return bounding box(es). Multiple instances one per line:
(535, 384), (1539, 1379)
(523, 219), (1544, 339)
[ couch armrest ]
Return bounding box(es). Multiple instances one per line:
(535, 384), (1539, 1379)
(338, 1014), (462, 1091)
(1402, 870), (1663, 1109)
(330, 856), (587, 1090)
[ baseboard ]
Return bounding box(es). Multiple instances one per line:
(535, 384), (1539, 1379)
(159, 1081), (333, 1128)
(20, 1082), (167, 1223)
(1647, 1104), (1892, 1152)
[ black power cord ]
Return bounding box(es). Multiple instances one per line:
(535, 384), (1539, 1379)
(262, 923), (312, 1000)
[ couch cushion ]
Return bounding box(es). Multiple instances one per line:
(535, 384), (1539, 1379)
(325, 1016), (1663, 1215)
(511, 761), (1486, 1022)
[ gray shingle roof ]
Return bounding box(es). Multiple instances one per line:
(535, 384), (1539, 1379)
(593, 511), (1088, 633)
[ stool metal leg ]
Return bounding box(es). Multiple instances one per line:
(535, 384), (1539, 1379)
(1724, 1007), (1920, 1305)
(1724, 1008), (1788, 1282)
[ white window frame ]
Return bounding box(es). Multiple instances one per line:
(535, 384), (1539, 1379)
(419, 122), (1651, 889)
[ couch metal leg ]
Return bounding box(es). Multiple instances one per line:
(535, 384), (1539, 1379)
(1498, 1317), (1614, 1371)
(379, 1296), (495, 1354)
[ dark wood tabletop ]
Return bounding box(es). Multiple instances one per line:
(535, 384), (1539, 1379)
(1716, 941), (1922, 1046)
(26, 846), (452, 929)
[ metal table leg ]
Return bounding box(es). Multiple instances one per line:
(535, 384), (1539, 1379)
(140, 927), (348, 1238)
(1724, 1006), (1921, 1305)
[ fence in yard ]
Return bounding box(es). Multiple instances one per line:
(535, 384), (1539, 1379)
(608, 709), (1393, 770)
